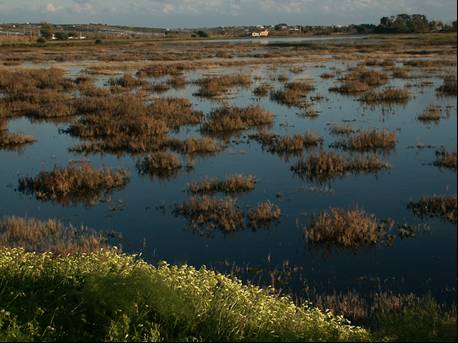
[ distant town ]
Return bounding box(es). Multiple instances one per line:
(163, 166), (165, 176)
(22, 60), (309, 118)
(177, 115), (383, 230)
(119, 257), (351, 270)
(0, 14), (456, 44)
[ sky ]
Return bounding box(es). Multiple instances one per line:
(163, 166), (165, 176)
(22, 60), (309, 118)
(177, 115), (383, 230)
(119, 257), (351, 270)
(0, 0), (456, 28)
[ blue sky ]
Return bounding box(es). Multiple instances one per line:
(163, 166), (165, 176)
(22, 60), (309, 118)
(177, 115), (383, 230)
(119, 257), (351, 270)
(0, 0), (456, 28)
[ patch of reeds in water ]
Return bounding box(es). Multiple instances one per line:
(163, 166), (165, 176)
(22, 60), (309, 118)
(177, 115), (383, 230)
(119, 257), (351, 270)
(270, 80), (314, 107)
(418, 105), (442, 122)
(0, 130), (35, 149)
(202, 105), (273, 134)
(174, 196), (244, 233)
(247, 201), (281, 229)
(436, 76), (457, 96)
(433, 149), (457, 170)
(148, 97), (202, 129)
(360, 88), (410, 105)
(188, 175), (256, 194)
(137, 152), (182, 179)
(408, 195), (457, 223)
(0, 216), (110, 254)
(250, 130), (322, 154)
(18, 162), (129, 206)
(333, 129), (397, 152)
(291, 151), (390, 183)
(304, 208), (392, 249)
(195, 74), (252, 98)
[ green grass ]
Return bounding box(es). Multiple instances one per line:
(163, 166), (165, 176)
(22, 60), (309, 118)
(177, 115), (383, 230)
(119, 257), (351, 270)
(0, 248), (369, 342)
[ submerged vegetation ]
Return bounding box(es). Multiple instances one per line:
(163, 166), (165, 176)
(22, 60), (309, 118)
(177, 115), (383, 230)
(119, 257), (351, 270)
(18, 162), (129, 206)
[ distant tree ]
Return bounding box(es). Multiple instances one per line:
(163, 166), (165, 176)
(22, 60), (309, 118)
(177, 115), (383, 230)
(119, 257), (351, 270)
(95, 38), (103, 44)
(54, 32), (68, 40)
(196, 30), (209, 38)
(36, 37), (46, 44)
(40, 22), (53, 39)
(376, 14), (433, 33)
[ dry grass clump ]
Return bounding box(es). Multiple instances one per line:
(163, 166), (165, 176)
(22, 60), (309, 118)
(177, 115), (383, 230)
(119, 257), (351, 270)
(304, 208), (390, 249)
(408, 195), (457, 223)
(169, 137), (222, 155)
(167, 74), (187, 89)
(418, 105), (442, 122)
(137, 152), (182, 178)
(196, 74), (252, 98)
(188, 175), (256, 194)
(334, 129), (397, 152)
(330, 67), (388, 95)
(360, 88), (410, 105)
(329, 124), (356, 136)
(247, 201), (281, 229)
(202, 105), (273, 133)
(270, 80), (314, 107)
(108, 74), (144, 88)
(175, 196), (244, 233)
(18, 162), (129, 206)
(251, 130), (322, 154)
(148, 97), (202, 129)
(0, 130), (35, 149)
(433, 149), (457, 170)
(67, 95), (169, 153)
(391, 68), (411, 79)
(253, 83), (271, 97)
(436, 76), (457, 96)
(0, 216), (108, 254)
(136, 63), (192, 78)
(291, 151), (390, 182)
(320, 72), (336, 79)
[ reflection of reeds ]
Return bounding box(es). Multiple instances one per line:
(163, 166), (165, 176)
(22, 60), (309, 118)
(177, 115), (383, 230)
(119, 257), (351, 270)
(18, 162), (129, 206)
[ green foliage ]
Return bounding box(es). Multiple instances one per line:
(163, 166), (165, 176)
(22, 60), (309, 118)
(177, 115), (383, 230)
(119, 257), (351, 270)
(0, 248), (369, 342)
(371, 295), (457, 342)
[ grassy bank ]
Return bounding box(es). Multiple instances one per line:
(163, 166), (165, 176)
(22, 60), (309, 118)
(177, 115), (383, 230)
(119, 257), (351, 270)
(0, 248), (368, 342)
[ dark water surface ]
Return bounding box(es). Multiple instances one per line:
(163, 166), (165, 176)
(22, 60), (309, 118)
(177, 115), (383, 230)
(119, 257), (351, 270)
(1, 61), (456, 300)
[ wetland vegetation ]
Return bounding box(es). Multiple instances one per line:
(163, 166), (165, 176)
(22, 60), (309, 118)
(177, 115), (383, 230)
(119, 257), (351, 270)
(0, 27), (456, 342)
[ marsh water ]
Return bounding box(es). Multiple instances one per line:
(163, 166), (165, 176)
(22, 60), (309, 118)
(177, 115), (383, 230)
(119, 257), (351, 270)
(1, 59), (456, 301)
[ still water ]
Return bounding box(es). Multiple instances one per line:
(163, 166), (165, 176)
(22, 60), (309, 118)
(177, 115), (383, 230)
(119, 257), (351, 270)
(1, 61), (456, 300)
